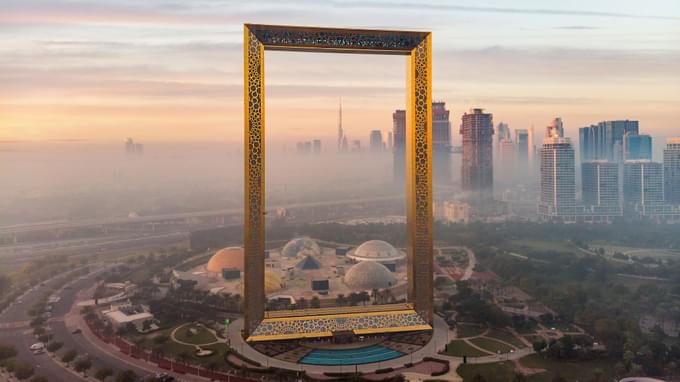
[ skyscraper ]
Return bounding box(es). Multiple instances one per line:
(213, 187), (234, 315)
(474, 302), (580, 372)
(664, 138), (680, 204)
(460, 108), (494, 199)
(337, 98), (344, 152)
(579, 120), (639, 162)
(496, 122), (511, 145)
(369, 130), (383, 152)
(515, 129), (530, 178)
(546, 117), (564, 138)
(539, 136), (576, 220)
(433, 102), (452, 184)
(623, 160), (664, 210)
(312, 139), (322, 154)
(582, 161), (621, 216)
(495, 122), (514, 185)
(624, 133), (652, 161)
(387, 131), (393, 151)
(393, 109), (406, 182)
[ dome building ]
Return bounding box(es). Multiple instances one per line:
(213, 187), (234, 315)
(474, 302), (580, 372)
(347, 240), (404, 264)
(281, 237), (321, 258)
(206, 247), (244, 273)
(344, 261), (396, 290)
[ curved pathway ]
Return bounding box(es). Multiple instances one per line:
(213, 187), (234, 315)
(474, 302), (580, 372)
(170, 323), (222, 348)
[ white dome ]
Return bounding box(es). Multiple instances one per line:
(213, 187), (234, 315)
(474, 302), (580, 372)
(281, 237), (320, 258)
(344, 261), (396, 290)
(348, 240), (404, 263)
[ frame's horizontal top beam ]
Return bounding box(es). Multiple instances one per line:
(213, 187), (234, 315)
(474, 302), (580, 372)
(246, 23), (429, 54)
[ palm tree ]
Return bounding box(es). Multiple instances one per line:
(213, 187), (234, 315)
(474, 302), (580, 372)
(177, 351), (190, 365)
(336, 294), (347, 307)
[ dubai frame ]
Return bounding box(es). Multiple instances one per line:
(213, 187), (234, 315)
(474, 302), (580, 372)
(243, 24), (433, 336)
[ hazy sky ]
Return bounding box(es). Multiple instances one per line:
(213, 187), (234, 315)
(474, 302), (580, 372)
(1, 0), (679, 145)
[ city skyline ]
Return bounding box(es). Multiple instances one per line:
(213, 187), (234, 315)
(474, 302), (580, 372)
(1, 0), (679, 142)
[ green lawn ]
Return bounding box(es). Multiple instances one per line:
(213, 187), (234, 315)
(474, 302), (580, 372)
(469, 338), (514, 354)
(443, 340), (491, 357)
(456, 323), (487, 338)
(520, 354), (617, 382)
(508, 239), (575, 254)
(174, 324), (218, 345)
(485, 328), (526, 348)
(456, 361), (516, 381)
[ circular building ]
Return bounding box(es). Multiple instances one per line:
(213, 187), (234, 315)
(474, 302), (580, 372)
(348, 240), (404, 264)
(344, 261), (396, 290)
(281, 237), (321, 258)
(206, 247), (244, 273)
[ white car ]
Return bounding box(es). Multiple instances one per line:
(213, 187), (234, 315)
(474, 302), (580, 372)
(30, 343), (45, 354)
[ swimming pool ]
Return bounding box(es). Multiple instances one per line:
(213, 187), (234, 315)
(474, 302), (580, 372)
(300, 345), (404, 365)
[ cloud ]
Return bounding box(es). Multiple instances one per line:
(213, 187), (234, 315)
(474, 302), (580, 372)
(554, 26), (601, 30)
(330, 1), (680, 21)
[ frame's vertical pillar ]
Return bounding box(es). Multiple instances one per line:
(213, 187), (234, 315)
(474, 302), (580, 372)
(243, 25), (266, 336)
(406, 34), (433, 324)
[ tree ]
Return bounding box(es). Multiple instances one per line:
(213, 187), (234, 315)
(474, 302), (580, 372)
(533, 339), (547, 353)
(310, 296), (320, 308)
(61, 349), (77, 363)
(13, 362), (35, 380)
(95, 367), (113, 381)
(74, 358), (92, 374)
(0, 344), (17, 360)
(46, 341), (63, 352)
(116, 370), (137, 382)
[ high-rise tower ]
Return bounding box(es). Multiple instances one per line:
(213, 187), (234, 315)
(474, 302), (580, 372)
(460, 108), (494, 199)
(539, 136), (576, 220)
(432, 102), (452, 184)
(664, 138), (680, 204)
(337, 98), (344, 152)
(579, 120), (639, 163)
(393, 109), (406, 182)
(624, 133), (652, 161)
(582, 161), (621, 217)
(624, 160), (664, 211)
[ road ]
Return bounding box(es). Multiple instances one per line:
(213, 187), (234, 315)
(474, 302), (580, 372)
(0, 266), (109, 381)
(1, 194), (404, 235)
(0, 265), (173, 381)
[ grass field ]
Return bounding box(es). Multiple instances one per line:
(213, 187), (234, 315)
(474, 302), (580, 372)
(174, 324), (218, 345)
(485, 328), (526, 348)
(520, 354), (617, 382)
(469, 338), (514, 353)
(456, 361), (516, 381)
(456, 323), (487, 338)
(508, 239), (575, 254)
(444, 340), (490, 357)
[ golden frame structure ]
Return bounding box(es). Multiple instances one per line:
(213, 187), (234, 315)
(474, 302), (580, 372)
(243, 24), (433, 336)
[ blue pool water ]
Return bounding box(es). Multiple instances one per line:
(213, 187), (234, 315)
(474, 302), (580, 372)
(300, 345), (404, 365)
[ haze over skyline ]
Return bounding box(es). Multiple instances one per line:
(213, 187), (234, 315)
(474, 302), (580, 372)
(1, 0), (679, 143)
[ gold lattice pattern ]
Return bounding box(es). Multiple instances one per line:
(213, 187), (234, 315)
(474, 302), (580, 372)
(250, 311), (429, 339)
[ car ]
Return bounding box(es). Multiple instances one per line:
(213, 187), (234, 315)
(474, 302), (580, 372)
(30, 343), (45, 354)
(154, 373), (174, 382)
(71, 328), (82, 334)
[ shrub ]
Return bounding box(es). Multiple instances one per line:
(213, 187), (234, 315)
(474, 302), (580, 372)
(13, 362), (35, 380)
(0, 344), (17, 360)
(61, 349), (77, 363)
(46, 341), (63, 352)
